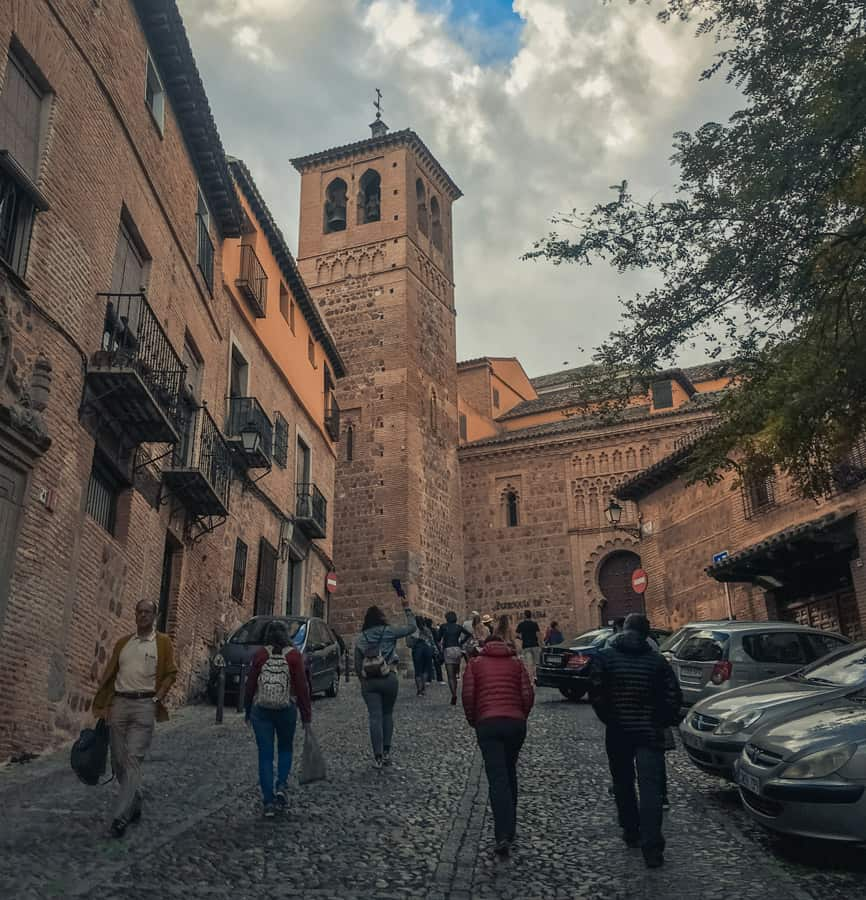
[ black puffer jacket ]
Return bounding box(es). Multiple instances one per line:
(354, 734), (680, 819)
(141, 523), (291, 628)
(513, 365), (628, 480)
(589, 630), (683, 748)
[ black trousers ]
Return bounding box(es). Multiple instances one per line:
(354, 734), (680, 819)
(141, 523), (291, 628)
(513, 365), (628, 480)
(605, 729), (666, 855)
(476, 718), (527, 843)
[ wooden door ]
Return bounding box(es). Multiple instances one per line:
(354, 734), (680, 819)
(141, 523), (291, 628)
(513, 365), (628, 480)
(598, 550), (644, 622)
(0, 462), (26, 624)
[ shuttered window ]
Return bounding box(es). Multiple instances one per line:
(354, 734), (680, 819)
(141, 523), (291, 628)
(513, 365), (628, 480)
(231, 538), (247, 602)
(254, 538), (278, 616)
(273, 412), (288, 468)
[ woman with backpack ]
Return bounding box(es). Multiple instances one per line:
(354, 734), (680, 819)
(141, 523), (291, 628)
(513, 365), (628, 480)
(437, 611), (473, 706)
(354, 585), (417, 768)
(410, 616), (436, 697)
(462, 615), (534, 860)
(244, 620), (311, 817)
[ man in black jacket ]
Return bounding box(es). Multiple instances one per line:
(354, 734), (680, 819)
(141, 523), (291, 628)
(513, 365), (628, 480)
(589, 613), (683, 868)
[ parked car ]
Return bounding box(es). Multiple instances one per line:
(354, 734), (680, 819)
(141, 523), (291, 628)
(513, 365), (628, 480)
(671, 621), (849, 708)
(208, 615), (342, 702)
(536, 625), (671, 701)
(735, 697), (866, 843)
(680, 640), (865, 778)
(659, 620), (745, 661)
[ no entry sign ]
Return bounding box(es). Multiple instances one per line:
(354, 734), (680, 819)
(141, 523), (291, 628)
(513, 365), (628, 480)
(326, 572), (337, 593)
(631, 568), (648, 595)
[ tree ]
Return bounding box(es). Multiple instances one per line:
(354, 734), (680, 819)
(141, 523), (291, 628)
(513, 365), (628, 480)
(525, 1), (866, 497)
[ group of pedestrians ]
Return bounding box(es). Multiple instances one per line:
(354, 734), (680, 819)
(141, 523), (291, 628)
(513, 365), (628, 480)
(91, 588), (683, 871)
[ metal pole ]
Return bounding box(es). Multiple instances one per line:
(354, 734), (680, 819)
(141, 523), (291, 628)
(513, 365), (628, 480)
(724, 582), (735, 619)
(344, 648), (350, 682)
(215, 666), (226, 724)
(236, 664), (248, 713)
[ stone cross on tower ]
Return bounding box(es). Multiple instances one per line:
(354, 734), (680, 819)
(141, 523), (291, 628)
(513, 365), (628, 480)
(370, 88), (388, 138)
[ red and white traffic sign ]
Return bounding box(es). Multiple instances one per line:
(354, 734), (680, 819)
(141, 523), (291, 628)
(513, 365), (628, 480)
(631, 568), (648, 594)
(326, 572), (337, 593)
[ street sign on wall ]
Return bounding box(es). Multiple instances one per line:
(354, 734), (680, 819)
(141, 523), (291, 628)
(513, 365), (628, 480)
(326, 572), (337, 593)
(713, 550), (730, 565)
(631, 568), (649, 594)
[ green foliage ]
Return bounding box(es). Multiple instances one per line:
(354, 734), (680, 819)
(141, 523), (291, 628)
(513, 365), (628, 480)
(525, 1), (866, 496)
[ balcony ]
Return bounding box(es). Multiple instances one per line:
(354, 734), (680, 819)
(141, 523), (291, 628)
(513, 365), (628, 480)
(87, 293), (184, 444)
(197, 213), (214, 292)
(162, 404), (232, 517)
(325, 396), (340, 443)
(226, 396), (272, 470)
(235, 243), (268, 317)
(296, 483), (327, 539)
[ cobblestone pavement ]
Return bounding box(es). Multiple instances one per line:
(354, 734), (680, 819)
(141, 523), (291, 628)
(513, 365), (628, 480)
(1, 681), (864, 900)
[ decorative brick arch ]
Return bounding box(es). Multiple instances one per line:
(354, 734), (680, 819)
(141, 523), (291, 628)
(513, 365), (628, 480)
(582, 538), (641, 624)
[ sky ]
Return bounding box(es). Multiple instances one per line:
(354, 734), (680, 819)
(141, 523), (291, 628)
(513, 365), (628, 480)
(178, 0), (741, 379)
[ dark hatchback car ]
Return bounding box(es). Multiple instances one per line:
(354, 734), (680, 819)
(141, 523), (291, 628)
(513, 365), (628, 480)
(536, 625), (672, 700)
(208, 615), (342, 702)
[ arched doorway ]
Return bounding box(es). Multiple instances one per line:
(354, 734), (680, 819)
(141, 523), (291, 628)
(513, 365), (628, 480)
(598, 550), (644, 623)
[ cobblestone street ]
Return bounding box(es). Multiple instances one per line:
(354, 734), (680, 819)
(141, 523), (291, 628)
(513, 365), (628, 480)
(1, 682), (864, 900)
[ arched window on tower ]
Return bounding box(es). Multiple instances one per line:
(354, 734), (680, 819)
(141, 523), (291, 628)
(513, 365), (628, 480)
(416, 179), (428, 236)
(324, 178), (347, 233)
(430, 389), (437, 433)
(431, 196), (443, 251)
(345, 425), (354, 462)
(506, 491), (520, 527)
(358, 169), (381, 224)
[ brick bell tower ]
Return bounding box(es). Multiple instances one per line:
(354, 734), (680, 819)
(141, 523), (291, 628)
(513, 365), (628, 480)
(291, 110), (465, 635)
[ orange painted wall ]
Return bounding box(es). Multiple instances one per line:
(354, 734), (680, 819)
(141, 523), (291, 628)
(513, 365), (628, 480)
(221, 190), (336, 451)
(692, 377), (731, 394)
(488, 359), (535, 400)
(491, 372), (526, 417)
(458, 397), (499, 443)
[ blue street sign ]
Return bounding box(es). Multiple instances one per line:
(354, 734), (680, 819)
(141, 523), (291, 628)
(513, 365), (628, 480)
(713, 550), (729, 565)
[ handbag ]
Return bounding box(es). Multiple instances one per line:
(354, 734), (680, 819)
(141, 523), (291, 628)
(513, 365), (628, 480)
(298, 726), (327, 784)
(70, 719), (111, 786)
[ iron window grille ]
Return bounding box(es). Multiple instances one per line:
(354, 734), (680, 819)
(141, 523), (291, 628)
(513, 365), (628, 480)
(273, 412), (288, 468)
(0, 152), (48, 278)
(831, 436), (866, 493)
(196, 212), (214, 292)
(235, 243), (268, 317)
(743, 474), (777, 519)
(231, 538), (248, 602)
(86, 455), (124, 534)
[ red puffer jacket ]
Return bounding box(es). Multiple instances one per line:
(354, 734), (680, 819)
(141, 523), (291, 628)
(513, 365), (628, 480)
(462, 639), (534, 727)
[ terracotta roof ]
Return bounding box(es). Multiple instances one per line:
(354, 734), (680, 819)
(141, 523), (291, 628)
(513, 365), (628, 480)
(530, 359), (736, 394)
(228, 159), (346, 378)
(682, 360), (737, 383)
(457, 357), (491, 370)
(291, 129), (462, 201)
(134, 1), (242, 238)
(459, 391), (722, 452)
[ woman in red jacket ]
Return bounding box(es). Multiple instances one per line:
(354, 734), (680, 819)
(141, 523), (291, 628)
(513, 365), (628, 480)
(461, 615), (534, 859)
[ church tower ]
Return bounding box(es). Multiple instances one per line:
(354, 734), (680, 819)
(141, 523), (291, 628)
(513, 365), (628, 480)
(291, 114), (465, 633)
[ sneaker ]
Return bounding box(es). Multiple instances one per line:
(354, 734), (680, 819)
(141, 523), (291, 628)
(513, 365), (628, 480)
(275, 786), (288, 807)
(382, 752), (392, 767)
(643, 850), (664, 869)
(494, 840), (510, 859)
(623, 831), (640, 849)
(108, 819), (127, 838)
(662, 796), (670, 811)
(263, 803), (276, 819)
(373, 756), (383, 770)
(450, 695), (457, 706)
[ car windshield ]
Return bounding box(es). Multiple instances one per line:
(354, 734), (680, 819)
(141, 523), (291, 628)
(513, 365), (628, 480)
(659, 627), (698, 653)
(567, 628), (612, 647)
(230, 617), (306, 645)
(791, 643), (866, 688)
(677, 631), (729, 661)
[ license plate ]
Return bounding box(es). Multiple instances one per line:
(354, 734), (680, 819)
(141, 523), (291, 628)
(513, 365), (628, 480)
(681, 731), (703, 750)
(545, 655), (564, 667)
(680, 666), (703, 678)
(737, 770), (760, 794)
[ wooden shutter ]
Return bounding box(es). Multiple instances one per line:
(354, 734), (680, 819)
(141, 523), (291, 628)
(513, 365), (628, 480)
(254, 538), (278, 616)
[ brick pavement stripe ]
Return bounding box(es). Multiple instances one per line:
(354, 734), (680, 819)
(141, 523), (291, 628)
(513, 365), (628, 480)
(1, 683), (863, 900)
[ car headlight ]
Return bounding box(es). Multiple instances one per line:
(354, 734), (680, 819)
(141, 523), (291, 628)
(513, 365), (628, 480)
(781, 744), (856, 779)
(212, 653), (226, 668)
(715, 710), (763, 735)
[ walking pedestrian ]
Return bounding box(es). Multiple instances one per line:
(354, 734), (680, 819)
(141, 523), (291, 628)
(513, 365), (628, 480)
(589, 613), (683, 869)
(411, 616), (435, 696)
(354, 583), (417, 768)
(462, 614), (534, 860)
(438, 611), (473, 705)
(92, 598), (178, 838)
(515, 609), (541, 680)
(244, 620), (312, 817)
(427, 618), (445, 684)
(481, 614), (494, 637)
(544, 620), (564, 646)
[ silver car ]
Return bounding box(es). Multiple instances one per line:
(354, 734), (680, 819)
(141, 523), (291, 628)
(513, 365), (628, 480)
(659, 620), (743, 662)
(672, 621), (848, 707)
(736, 699), (866, 842)
(680, 641), (865, 778)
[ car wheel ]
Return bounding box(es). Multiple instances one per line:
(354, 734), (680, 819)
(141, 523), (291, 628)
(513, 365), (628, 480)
(325, 672), (340, 698)
(560, 687), (586, 702)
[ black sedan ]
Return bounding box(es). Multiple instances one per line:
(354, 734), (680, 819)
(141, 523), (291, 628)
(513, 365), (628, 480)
(536, 626), (672, 701)
(208, 615), (342, 702)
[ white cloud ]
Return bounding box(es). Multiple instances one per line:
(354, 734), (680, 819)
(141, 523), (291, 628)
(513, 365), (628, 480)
(179, 0), (740, 376)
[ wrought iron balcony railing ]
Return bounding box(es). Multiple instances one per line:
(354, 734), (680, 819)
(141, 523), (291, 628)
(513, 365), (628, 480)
(235, 243), (268, 317)
(87, 292), (185, 444)
(226, 395), (273, 469)
(197, 213), (214, 292)
(296, 482), (327, 539)
(325, 395), (340, 443)
(164, 404), (232, 517)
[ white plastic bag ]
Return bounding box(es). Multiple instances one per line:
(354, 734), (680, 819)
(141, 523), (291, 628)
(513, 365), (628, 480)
(298, 726), (327, 784)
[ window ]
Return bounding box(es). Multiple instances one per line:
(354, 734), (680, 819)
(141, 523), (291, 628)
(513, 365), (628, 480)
(308, 336), (316, 367)
(110, 218), (149, 294)
(505, 490), (519, 528)
(273, 412), (288, 468)
(345, 424), (354, 462)
(144, 53), (165, 132)
(311, 594), (325, 620)
(296, 435), (311, 486)
(742, 632), (806, 666)
(430, 389), (437, 432)
(196, 186), (213, 291)
(801, 632), (849, 663)
(279, 282), (296, 331)
(459, 413), (467, 441)
(652, 380), (673, 410)
(229, 344), (249, 398)
(357, 169), (381, 224)
(323, 177), (347, 233)
(492, 388), (500, 409)
(231, 538), (247, 601)
(678, 631), (730, 661)
(416, 178), (428, 236)
(743, 474), (776, 519)
(430, 196), (443, 251)
(254, 538), (278, 616)
(85, 454), (123, 535)
(181, 335), (203, 400)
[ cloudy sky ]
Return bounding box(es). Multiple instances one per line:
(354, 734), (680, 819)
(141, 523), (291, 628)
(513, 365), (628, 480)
(179, 0), (740, 379)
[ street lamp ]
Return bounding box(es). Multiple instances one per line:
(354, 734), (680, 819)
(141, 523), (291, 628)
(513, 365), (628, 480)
(239, 421), (261, 456)
(605, 498), (642, 538)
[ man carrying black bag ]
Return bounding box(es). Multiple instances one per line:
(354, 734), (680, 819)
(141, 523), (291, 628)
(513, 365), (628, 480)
(589, 613), (683, 869)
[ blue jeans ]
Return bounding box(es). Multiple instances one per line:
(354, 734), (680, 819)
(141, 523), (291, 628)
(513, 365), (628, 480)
(251, 704), (298, 804)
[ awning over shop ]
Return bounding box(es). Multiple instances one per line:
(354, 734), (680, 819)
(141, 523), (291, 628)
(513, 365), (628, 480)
(706, 512), (857, 585)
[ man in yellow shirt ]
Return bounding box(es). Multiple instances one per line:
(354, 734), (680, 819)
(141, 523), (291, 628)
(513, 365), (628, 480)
(93, 598), (177, 837)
